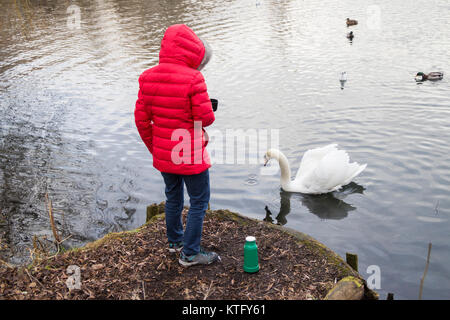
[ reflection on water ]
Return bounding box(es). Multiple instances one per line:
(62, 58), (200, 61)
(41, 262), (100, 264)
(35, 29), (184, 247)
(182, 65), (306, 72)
(1, 0), (450, 299)
(264, 182), (365, 224)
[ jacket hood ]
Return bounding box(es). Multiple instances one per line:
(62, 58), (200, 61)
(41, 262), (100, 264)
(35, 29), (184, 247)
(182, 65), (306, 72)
(159, 24), (208, 69)
(197, 36), (212, 71)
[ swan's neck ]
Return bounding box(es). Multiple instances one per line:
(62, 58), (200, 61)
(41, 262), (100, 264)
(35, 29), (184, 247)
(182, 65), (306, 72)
(272, 150), (292, 189)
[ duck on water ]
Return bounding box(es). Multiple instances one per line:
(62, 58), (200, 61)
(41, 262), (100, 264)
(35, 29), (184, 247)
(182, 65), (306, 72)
(415, 72), (444, 82)
(346, 18), (358, 26)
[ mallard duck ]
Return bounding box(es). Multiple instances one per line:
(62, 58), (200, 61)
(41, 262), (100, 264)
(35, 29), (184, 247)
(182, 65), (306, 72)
(346, 18), (358, 26)
(415, 72), (444, 81)
(347, 31), (354, 40)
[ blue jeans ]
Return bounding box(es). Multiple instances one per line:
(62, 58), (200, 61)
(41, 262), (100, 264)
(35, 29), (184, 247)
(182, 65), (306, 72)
(161, 169), (210, 256)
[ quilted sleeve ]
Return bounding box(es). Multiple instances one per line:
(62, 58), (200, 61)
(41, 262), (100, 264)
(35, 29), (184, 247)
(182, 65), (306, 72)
(134, 81), (153, 154)
(190, 72), (215, 127)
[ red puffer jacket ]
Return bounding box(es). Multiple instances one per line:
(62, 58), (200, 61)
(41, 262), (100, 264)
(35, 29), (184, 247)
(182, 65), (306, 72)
(134, 24), (215, 175)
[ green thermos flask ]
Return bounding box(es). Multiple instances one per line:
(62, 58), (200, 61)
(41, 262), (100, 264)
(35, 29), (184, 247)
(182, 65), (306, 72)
(243, 236), (259, 273)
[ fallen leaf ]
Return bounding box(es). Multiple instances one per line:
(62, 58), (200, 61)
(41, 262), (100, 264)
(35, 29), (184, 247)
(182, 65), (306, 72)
(92, 264), (104, 270)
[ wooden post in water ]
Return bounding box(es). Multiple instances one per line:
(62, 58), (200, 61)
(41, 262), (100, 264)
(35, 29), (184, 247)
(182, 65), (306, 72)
(345, 252), (358, 272)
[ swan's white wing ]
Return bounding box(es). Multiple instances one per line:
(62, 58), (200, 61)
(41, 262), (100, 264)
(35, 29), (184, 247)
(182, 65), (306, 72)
(298, 149), (366, 194)
(295, 144), (338, 180)
(341, 162), (367, 186)
(313, 150), (350, 191)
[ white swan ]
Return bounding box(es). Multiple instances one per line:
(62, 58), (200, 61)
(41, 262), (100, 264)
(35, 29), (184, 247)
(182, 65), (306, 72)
(264, 144), (367, 194)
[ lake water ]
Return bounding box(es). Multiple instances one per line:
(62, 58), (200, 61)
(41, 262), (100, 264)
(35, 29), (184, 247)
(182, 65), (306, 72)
(1, 0), (449, 300)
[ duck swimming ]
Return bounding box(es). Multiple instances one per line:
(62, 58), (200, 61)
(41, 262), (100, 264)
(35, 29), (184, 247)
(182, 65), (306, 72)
(415, 72), (444, 82)
(346, 18), (358, 26)
(347, 31), (354, 40)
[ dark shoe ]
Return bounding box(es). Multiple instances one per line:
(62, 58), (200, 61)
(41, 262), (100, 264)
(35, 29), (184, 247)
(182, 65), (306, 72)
(179, 248), (220, 267)
(168, 241), (183, 253)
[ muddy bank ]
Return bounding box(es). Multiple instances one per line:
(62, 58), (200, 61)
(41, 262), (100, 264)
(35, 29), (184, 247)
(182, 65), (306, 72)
(0, 203), (377, 300)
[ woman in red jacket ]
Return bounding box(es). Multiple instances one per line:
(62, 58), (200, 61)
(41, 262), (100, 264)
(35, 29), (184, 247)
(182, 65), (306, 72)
(135, 24), (219, 267)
